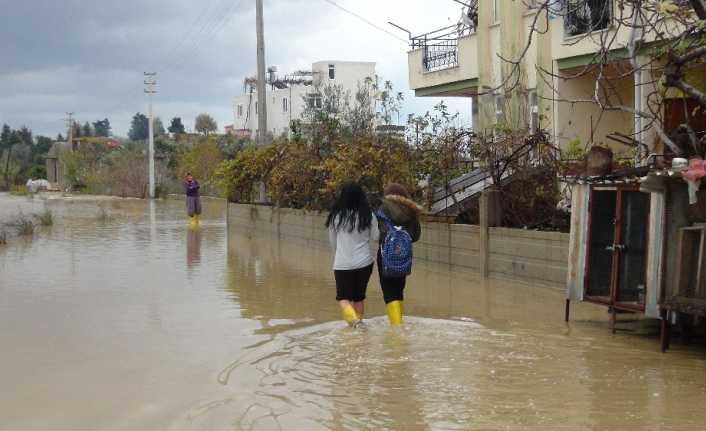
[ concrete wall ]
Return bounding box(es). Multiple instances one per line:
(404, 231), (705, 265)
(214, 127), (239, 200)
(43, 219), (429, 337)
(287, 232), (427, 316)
(228, 203), (569, 288)
(488, 227), (569, 287)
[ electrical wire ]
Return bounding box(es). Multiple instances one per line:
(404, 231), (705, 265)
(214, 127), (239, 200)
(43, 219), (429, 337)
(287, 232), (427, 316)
(99, 0), (242, 124)
(319, 0), (409, 43)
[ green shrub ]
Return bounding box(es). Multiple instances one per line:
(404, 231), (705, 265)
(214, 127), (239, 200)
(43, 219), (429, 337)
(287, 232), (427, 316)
(8, 213), (35, 236)
(9, 185), (28, 196)
(36, 208), (54, 226)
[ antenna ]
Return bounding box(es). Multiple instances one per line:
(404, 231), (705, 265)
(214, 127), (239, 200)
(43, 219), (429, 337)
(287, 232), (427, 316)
(387, 22), (411, 40)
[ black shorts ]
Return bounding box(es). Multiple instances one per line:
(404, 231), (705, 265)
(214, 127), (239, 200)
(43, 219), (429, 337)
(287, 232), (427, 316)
(334, 263), (374, 302)
(377, 249), (406, 304)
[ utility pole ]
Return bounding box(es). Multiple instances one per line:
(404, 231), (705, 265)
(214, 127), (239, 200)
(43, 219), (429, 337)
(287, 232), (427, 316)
(144, 72), (157, 199)
(256, 0), (268, 145)
(65, 112), (74, 147)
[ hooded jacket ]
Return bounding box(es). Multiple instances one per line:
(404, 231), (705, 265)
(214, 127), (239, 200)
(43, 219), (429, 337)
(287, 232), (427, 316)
(377, 194), (422, 243)
(184, 179), (200, 197)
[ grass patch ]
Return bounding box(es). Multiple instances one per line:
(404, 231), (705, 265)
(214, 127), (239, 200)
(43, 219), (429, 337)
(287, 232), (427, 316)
(7, 213), (35, 236)
(35, 208), (54, 226)
(9, 185), (29, 196)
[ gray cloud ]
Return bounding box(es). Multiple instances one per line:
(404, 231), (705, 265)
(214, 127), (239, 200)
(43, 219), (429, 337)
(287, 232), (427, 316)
(0, 0), (470, 137)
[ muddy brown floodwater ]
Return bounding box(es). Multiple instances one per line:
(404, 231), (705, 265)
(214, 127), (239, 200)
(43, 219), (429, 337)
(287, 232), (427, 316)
(1, 194), (706, 430)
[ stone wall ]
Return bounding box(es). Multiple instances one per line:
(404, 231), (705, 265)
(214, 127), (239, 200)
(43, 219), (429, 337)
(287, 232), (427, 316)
(228, 203), (569, 288)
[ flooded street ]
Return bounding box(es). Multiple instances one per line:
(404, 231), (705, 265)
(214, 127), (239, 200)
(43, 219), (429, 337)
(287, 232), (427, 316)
(2, 194), (706, 430)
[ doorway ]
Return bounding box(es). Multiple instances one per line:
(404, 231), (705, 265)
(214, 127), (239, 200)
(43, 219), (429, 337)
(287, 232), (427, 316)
(585, 188), (650, 311)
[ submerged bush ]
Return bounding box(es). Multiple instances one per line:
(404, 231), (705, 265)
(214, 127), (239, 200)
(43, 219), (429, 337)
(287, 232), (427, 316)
(35, 208), (53, 226)
(8, 213), (35, 236)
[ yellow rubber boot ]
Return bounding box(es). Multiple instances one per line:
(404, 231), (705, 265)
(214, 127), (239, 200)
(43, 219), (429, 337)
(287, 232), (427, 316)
(341, 304), (360, 326)
(386, 301), (403, 326)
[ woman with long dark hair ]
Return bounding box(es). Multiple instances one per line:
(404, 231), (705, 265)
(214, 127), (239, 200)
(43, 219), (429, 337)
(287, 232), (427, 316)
(326, 182), (379, 327)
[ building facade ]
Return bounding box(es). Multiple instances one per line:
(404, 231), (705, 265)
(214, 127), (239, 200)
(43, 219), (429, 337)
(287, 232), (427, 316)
(232, 61), (376, 139)
(407, 0), (705, 158)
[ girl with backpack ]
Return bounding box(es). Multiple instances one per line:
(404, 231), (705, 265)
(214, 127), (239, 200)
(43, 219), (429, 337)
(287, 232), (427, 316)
(376, 183), (422, 325)
(326, 182), (380, 327)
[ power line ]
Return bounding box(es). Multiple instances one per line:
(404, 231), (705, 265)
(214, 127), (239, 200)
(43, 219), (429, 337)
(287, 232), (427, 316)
(99, 1), (241, 128)
(164, 0), (243, 73)
(161, 0), (224, 69)
(319, 0), (409, 44)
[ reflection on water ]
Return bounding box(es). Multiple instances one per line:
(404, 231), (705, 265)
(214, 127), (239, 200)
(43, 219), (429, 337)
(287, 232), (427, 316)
(1, 195), (706, 430)
(187, 228), (202, 268)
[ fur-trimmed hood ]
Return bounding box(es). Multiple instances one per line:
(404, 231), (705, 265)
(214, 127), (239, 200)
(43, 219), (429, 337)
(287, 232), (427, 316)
(378, 194), (422, 242)
(383, 194), (423, 214)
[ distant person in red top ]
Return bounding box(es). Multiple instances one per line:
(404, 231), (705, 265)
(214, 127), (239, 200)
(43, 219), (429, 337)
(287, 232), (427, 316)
(184, 173), (202, 225)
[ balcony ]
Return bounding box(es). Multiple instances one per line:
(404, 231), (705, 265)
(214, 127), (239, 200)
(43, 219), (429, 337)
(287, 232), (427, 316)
(408, 25), (478, 98)
(412, 25), (461, 72)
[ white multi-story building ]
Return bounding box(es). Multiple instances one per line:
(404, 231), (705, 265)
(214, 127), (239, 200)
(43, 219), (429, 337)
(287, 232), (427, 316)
(233, 61), (376, 138)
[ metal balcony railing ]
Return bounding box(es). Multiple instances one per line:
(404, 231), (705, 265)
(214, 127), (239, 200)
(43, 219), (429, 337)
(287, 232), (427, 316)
(409, 1), (477, 72)
(412, 25), (465, 72)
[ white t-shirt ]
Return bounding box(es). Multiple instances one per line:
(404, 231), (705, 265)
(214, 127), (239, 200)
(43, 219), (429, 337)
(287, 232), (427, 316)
(328, 213), (380, 271)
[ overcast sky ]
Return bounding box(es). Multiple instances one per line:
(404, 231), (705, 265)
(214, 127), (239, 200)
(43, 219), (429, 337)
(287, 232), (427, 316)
(0, 0), (471, 138)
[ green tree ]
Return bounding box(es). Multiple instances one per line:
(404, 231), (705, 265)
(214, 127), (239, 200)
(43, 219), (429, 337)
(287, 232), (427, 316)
(154, 117), (166, 136)
(1, 124), (13, 189)
(1, 124), (12, 149)
(82, 122), (92, 137)
(56, 133), (65, 141)
(168, 117), (186, 134)
(92, 118), (111, 137)
(194, 113), (218, 135)
(176, 136), (224, 186)
(2, 127), (28, 188)
(30, 136), (53, 178)
(128, 113), (149, 141)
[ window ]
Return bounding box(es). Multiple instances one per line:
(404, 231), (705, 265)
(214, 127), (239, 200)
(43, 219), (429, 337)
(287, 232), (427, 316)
(282, 97), (288, 113)
(308, 94), (323, 109)
(565, 0), (611, 37)
(495, 94), (505, 124)
(328, 64), (335, 80)
(237, 105), (243, 118)
(529, 91), (539, 133)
